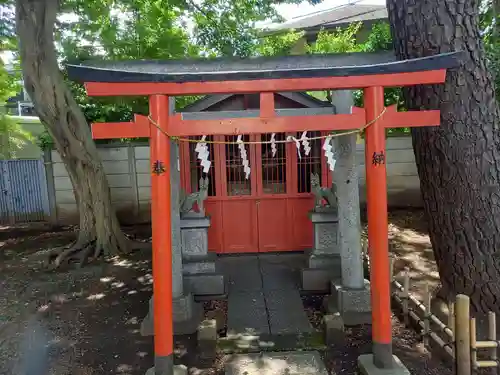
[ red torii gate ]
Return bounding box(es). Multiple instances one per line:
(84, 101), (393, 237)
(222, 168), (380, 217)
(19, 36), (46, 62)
(67, 51), (461, 374)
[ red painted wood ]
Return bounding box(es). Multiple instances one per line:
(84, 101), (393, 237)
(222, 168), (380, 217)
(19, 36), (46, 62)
(382, 105), (440, 128)
(257, 198), (290, 252)
(289, 196), (315, 249)
(320, 131), (330, 187)
(84, 70), (447, 96)
(288, 138), (299, 195)
(213, 136), (225, 199)
(364, 86), (392, 350)
(205, 200), (222, 253)
(221, 199), (259, 253)
(180, 141), (191, 192)
(249, 134), (258, 197)
(91, 114), (150, 139)
(260, 92), (275, 117)
(168, 110), (365, 137)
(285, 141), (295, 196)
(149, 95), (173, 356)
(254, 137), (264, 196)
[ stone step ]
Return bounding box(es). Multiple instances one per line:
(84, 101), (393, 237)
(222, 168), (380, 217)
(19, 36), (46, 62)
(217, 331), (325, 354)
(224, 350), (329, 375)
(184, 272), (226, 300)
(227, 291), (269, 335)
(265, 289), (313, 335)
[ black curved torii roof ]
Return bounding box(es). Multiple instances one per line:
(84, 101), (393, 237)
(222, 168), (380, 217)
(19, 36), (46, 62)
(66, 51), (463, 84)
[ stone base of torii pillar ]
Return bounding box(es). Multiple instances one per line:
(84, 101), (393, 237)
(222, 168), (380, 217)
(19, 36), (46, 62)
(140, 292), (204, 336)
(146, 364), (188, 375)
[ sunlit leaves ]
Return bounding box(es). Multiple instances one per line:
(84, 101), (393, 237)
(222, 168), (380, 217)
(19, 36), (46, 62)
(255, 30), (304, 56)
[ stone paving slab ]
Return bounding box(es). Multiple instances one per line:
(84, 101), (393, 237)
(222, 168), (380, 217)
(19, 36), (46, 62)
(227, 291), (269, 335)
(268, 310), (313, 335)
(260, 263), (299, 290)
(264, 289), (304, 311)
(225, 351), (329, 375)
(224, 253), (312, 339)
(218, 332), (326, 354)
(265, 289), (313, 335)
(220, 256), (262, 292)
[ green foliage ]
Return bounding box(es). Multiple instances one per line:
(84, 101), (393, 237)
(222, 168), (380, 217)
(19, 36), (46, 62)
(306, 23), (363, 54)
(0, 57), (34, 158)
(255, 30), (305, 56)
(298, 21), (407, 136)
(52, 0), (321, 126)
(481, 0), (500, 101)
(189, 0), (321, 57)
(361, 22), (392, 52)
(4, 0), (410, 143)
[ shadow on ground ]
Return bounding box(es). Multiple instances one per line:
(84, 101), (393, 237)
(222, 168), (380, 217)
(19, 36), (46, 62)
(0, 211), (453, 375)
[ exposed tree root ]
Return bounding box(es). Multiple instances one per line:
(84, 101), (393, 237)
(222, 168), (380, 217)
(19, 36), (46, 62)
(47, 235), (149, 270)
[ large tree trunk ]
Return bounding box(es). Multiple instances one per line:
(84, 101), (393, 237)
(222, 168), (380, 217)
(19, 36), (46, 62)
(386, 0), (500, 313)
(16, 0), (130, 267)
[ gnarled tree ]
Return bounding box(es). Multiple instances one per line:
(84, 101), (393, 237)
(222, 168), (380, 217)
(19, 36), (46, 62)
(387, 0), (500, 313)
(16, 0), (131, 267)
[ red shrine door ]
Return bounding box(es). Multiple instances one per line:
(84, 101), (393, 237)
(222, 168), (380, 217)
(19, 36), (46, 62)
(180, 131), (331, 254)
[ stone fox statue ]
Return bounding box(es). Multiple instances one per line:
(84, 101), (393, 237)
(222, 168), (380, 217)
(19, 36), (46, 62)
(180, 176), (210, 216)
(310, 172), (337, 208)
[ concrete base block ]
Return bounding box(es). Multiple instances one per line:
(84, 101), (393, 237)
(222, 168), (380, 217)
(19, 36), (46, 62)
(301, 268), (340, 293)
(323, 313), (344, 346)
(183, 258), (217, 275)
(173, 301), (204, 335)
(357, 355), (411, 375)
(145, 365), (188, 375)
(307, 254), (341, 269)
(198, 319), (217, 360)
(334, 279), (371, 311)
(141, 294), (204, 336)
(324, 279), (372, 326)
(184, 273), (226, 298)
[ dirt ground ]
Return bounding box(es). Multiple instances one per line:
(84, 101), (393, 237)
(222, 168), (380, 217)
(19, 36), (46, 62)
(0, 210), (449, 375)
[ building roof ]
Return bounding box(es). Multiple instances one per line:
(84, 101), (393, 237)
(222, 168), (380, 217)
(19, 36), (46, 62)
(66, 51), (462, 84)
(181, 92), (331, 112)
(263, 3), (388, 35)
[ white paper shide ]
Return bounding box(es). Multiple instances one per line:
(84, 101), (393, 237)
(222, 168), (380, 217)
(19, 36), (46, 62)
(195, 135), (211, 173)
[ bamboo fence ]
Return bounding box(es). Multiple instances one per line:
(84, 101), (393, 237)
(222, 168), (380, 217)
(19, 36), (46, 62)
(389, 258), (499, 375)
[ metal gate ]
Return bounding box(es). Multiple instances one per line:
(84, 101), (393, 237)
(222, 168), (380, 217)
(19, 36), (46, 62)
(0, 159), (50, 224)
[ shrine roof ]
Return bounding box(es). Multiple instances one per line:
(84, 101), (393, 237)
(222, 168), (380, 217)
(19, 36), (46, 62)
(66, 51), (462, 84)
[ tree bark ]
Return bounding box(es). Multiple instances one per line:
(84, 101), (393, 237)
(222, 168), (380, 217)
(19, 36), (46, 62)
(386, 0), (500, 313)
(16, 0), (130, 267)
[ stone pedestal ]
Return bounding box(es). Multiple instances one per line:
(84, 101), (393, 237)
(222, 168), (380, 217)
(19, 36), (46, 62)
(140, 293), (204, 336)
(181, 215), (226, 300)
(146, 365), (188, 375)
(301, 210), (341, 293)
(324, 279), (372, 326)
(358, 355), (411, 375)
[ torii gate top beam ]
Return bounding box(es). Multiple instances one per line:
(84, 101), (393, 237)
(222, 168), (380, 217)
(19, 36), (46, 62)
(67, 51), (462, 96)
